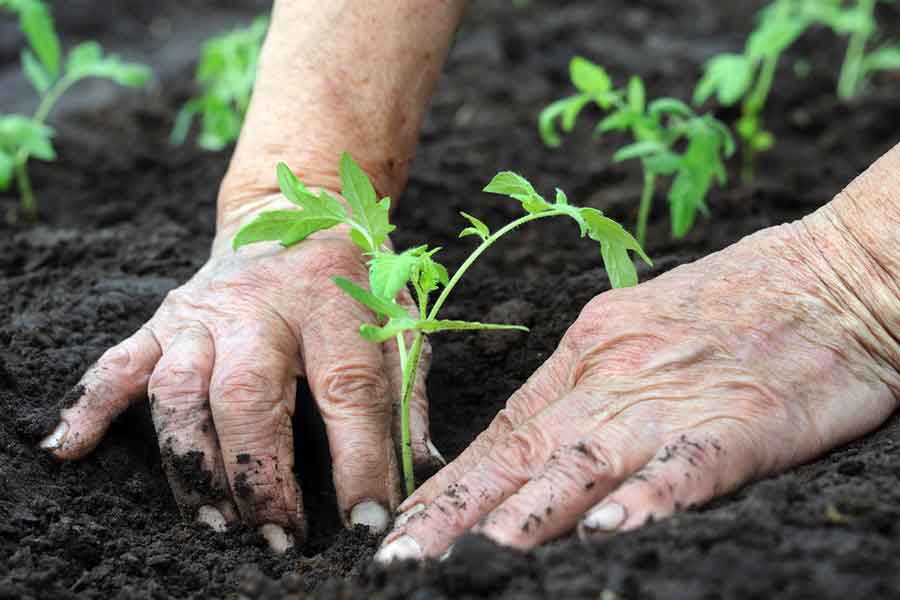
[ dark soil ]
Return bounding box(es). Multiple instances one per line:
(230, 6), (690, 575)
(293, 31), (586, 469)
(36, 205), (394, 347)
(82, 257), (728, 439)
(3, 1), (900, 598)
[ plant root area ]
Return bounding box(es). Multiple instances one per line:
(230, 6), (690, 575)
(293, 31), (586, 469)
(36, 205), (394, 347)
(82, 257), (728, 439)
(3, 1), (900, 598)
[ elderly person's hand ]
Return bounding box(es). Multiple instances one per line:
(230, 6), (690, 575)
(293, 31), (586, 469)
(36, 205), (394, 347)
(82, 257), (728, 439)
(38, 0), (469, 552)
(377, 145), (900, 561)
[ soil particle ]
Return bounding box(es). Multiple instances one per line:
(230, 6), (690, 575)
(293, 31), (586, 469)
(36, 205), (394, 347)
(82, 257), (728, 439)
(234, 472), (254, 500)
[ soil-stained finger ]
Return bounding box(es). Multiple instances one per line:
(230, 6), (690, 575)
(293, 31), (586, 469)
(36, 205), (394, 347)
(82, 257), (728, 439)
(209, 327), (306, 541)
(42, 327), (162, 460)
(147, 322), (234, 521)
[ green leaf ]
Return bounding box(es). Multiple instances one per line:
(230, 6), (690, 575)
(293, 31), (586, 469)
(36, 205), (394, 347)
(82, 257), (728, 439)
(643, 151), (682, 175)
(340, 152), (395, 252)
(648, 98), (693, 120)
(483, 171), (551, 215)
(555, 188), (568, 205)
(628, 76), (646, 114)
(418, 319), (529, 335)
(333, 276), (408, 319)
(232, 209), (344, 249)
(368, 250), (419, 302)
(570, 56), (611, 94)
(595, 109), (635, 136)
(21, 49), (50, 94)
(538, 95), (591, 147)
(863, 44), (900, 74)
(580, 207), (652, 265)
(459, 211), (490, 240)
(693, 54), (754, 106)
(0, 114), (55, 160)
(276, 162), (347, 223)
(169, 100), (200, 145)
(413, 247), (449, 294)
(18, 0), (60, 77)
(600, 241), (639, 288)
(65, 41), (151, 87)
(612, 140), (668, 163)
(359, 318), (418, 343)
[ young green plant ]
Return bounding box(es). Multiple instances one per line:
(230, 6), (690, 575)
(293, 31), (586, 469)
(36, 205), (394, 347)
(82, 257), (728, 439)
(0, 0), (151, 221)
(541, 57), (734, 245)
(232, 152), (651, 495)
(171, 16), (268, 151)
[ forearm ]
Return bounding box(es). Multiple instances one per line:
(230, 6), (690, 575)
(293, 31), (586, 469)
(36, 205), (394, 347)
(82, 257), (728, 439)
(217, 0), (467, 229)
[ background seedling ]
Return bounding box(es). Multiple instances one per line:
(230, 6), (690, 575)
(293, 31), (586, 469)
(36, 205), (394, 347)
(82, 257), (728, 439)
(233, 153), (651, 495)
(541, 57), (734, 245)
(0, 0), (151, 221)
(171, 16), (268, 151)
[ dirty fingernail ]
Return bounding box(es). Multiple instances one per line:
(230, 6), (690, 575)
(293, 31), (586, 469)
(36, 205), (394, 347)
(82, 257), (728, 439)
(39, 421), (69, 450)
(426, 439), (446, 465)
(374, 534), (422, 564)
(350, 499), (390, 533)
(439, 544), (454, 562)
(394, 503), (425, 529)
(196, 505), (227, 533)
(581, 502), (626, 534)
(259, 523), (294, 554)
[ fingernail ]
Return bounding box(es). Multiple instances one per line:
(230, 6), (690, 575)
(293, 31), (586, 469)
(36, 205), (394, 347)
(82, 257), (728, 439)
(581, 502), (626, 534)
(427, 439), (446, 465)
(196, 505), (227, 533)
(350, 499), (390, 533)
(39, 421), (69, 450)
(259, 523), (294, 554)
(374, 534), (422, 564)
(394, 503), (425, 528)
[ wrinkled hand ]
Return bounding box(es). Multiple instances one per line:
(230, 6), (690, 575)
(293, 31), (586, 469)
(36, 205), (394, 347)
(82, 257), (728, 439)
(378, 207), (900, 561)
(40, 194), (442, 552)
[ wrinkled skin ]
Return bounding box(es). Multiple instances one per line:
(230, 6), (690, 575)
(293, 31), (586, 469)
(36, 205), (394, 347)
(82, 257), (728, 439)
(40, 194), (441, 551)
(377, 197), (900, 561)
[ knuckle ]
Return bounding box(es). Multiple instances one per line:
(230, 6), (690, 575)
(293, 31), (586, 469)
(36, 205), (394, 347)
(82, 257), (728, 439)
(492, 422), (550, 479)
(216, 368), (275, 405)
(558, 438), (623, 481)
(304, 244), (366, 285)
(317, 362), (388, 408)
(149, 363), (209, 399)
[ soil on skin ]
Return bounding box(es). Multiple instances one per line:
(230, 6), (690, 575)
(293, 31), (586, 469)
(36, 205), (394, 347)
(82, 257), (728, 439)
(3, 1), (900, 598)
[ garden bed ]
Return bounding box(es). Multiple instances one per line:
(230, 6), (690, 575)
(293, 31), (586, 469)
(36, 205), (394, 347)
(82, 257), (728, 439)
(2, 0), (900, 598)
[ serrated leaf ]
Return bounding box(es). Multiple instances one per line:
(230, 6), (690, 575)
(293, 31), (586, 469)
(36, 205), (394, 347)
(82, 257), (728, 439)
(232, 209), (344, 249)
(340, 152), (394, 252)
(276, 162), (347, 223)
(359, 318), (418, 343)
(600, 241), (639, 288)
(694, 54), (753, 106)
(612, 140), (668, 163)
(413, 248), (449, 294)
(21, 49), (50, 94)
(570, 56), (611, 94)
(368, 250), (419, 302)
(418, 319), (529, 335)
(18, 0), (59, 77)
(458, 211), (490, 240)
(333, 276), (408, 320)
(580, 207), (652, 265)
(483, 171), (551, 215)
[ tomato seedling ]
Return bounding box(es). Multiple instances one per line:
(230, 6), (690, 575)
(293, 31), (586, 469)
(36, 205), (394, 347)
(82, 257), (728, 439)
(541, 57), (734, 245)
(0, 0), (151, 221)
(233, 153), (651, 495)
(171, 16), (268, 151)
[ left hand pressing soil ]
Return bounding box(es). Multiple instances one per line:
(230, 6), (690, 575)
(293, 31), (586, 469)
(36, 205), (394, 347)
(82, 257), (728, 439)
(376, 149), (900, 562)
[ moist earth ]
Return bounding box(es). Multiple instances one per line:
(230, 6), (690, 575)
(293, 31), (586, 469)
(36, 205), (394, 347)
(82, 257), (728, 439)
(2, 1), (900, 598)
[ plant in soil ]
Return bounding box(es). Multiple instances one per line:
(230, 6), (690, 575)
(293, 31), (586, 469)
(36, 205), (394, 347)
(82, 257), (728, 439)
(0, 0), (151, 221)
(233, 152), (651, 495)
(541, 57), (734, 245)
(170, 16), (268, 151)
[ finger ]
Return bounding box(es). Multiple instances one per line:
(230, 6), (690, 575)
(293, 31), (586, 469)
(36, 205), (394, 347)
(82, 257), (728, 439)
(41, 327), (161, 459)
(384, 289), (444, 486)
(395, 345), (573, 517)
(473, 422), (657, 549)
(209, 328), (305, 549)
(579, 420), (762, 538)
(379, 385), (607, 561)
(303, 290), (400, 534)
(147, 322), (236, 527)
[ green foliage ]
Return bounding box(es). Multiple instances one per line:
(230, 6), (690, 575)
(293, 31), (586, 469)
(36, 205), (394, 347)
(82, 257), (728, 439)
(171, 16), (268, 151)
(234, 152), (651, 494)
(0, 0), (151, 220)
(694, 0), (900, 181)
(541, 58), (734, 244)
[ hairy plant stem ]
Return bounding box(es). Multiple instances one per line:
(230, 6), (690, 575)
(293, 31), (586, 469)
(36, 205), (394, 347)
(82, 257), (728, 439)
(740, 52), (778, 184)
(838, 0), (876, 101)
(636, 171), (656, 246)
(395, 210), (559, 496)
(13, 75), (74, 220)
